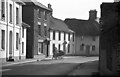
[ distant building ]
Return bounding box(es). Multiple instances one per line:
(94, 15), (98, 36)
(22, 0), (52, 58)
(0, 0), (29, 62)
(64, 10), (100, 56)
(49, 17), (75, 56)
(100, 2), (120, 75)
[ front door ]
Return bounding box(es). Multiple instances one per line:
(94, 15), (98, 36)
(86, 45), (90, 56)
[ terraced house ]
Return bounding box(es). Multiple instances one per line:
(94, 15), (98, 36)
(65, 10), (100, 56)
(0, 0), (29, 62)
(22, 0), (52, 58)
(49, 17), (75, 56)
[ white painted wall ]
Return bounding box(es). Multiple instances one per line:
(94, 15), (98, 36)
(49, 30), (75, 56)
(0, 0), (26, 60)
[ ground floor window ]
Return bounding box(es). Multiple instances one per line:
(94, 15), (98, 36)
(68, 44), (70, 53)
(16, 33), (19, 50)
(80, 44), (84, 51)
(22, 42), (24, 54)
(1, 30), (5, 49)
(38, 43), (43, 54)
(92, 45), (95, 51)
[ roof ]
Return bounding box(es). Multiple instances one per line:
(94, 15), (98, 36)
(21, 0), (51, 11)
(13, 0), (25, 5)
(50, 17), (74, 33)
(22, 22), (30, 28)
(64, 18), (100, 36)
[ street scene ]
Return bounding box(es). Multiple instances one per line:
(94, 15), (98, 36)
(0, 0), (120, 76)
(2, 56), (98, 75)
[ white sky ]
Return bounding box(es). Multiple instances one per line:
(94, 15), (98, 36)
(37, 0), (114, 20)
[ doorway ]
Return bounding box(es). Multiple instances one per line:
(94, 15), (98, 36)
(86, 45), (90, 56)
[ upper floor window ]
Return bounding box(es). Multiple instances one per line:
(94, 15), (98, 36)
(81, 36), (84, 40)
(1, 30), (5, 49)
(64, 32), (66, 40)
(44, 11), (47, 20)
(44, 26), (47, 36)
(22, 27), (24, 38)
(1, 0), (5, 20)
(38, 9), (41, 18)
(38, 25), (41, 35)
(59, 32), (61, 40)
(68, 33), (70, 41)
(53, 31), (55, 40)
(16, 7), (19, 24)
(9, 4), (12, 23)
(73, 33), (74, 42)
(92, 36), (95, 41)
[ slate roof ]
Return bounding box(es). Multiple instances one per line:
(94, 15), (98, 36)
(50, 17), (74, 33)
(13, 0), (25, 5)
(21, 0), (51, 11)
(64, 19), (100, 36)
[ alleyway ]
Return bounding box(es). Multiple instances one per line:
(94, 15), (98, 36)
(2, 56), (99, 76)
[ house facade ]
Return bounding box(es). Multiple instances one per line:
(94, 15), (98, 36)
(100, 2), (120, 75)
(0, 0), (29, 62)
(49, 17), (75, 56)
(64, 10), (100, 56)
(22, 0), (52, 58)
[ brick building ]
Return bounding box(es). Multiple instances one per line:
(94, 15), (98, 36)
(22, 0), (52, 58)
(100, 2), (120, 75)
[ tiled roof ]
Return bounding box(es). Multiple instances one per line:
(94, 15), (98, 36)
(21, 0), (51, 11)
(50, 17), (74, 33)
(22, 22), (30, 28)
(64, 19), (100, 36)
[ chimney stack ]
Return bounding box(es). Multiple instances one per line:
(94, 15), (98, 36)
(48, 3), (53, 16)
(89, 10), (97, 21)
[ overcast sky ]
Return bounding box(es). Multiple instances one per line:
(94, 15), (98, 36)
(37, 0), (114, 20)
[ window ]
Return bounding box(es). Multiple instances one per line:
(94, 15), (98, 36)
(80, 44), (84, 51)
(53, 31), (55, 40)
(1, 0), (5, 20)
(38, 9), (41, 18)
(64, 32), (66, 40)
(22, 27), (24, 38)
(92, 45), (95, 51)
(44, 11), (47, 20)
(22, 42), (24, 54)
(73, 33), (74, 42)
(44, 26), (47, 36)
(1, 30), (5, 49)
(58, 44), (61, 51)
(92, 36), (95, 41)
(68, 44), (70, 53)
(81, 36), (84, 40)
(38, 25), (41, 35)
(10, 4), (12, 23)
(53, 44), (55, 52)
(16, 7), (19, 24)
(68, 33), (70, 41)
(16, 33), (19, 50)
(59, 32), (61, 40)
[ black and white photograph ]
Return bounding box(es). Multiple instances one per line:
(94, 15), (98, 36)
(0, 0), (119, 76)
